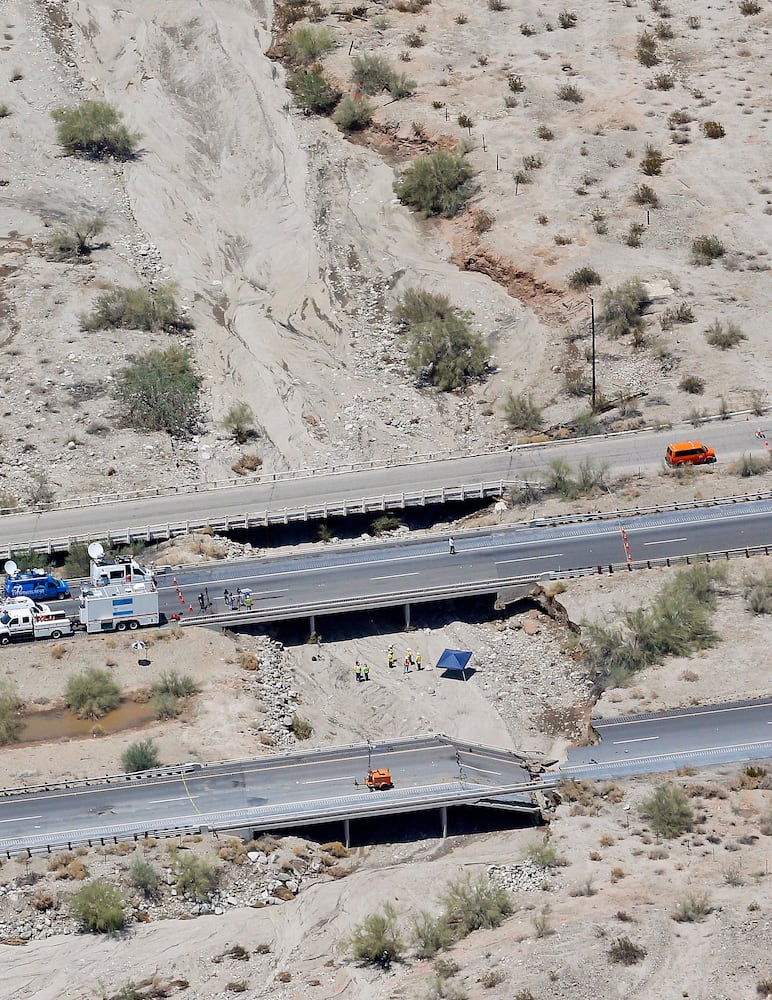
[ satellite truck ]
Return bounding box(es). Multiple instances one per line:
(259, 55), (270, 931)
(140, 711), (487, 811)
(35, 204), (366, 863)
(3, 560), (69, 601)
(78, 543), (160, 634)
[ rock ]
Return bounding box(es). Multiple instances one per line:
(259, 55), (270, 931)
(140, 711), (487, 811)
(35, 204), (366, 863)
(522, 618), (541, 636)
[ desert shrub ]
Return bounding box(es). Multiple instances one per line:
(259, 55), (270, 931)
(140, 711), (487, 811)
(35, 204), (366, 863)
(411, 910), (454, 957)
(65, 668), (120, 719)
(557, 83), (583, 103)
(739, 0), (761, 13)
(69, 883), (126, 933)
(222, 402), (257, 444)
(232, 452), (263, 476)
(536, 124), (554, 140)
(585, 564), (722, 688)
(122, 738), (161, 773)
(389, 72), (416, 100)
(47, 217), (105, 260)
(371, 514), (403, 535)
(394, 151), (476, 217)
(351, 53), (395, 94)
(656, 19), (674, 38)
(743, 570), (772, 614)
(153, 670), (200, 699)
(62, 542), (92, 578)
(82, 283), (191, 334)
(639, 784), (694, 838)
(672, 892), (712, 922)
(52, 100), (140, 159)
(404, 29), (424, 47)
(626, 222), (646, 248)
(503, 392), (543, 430)
(558, 9), (578, 27)
(350, 902), (404, 968)
(0, 102), (10, 118)
(440, 874), (512, 936)
(287, 67), (341, 114)
(488, 0), (506, 9)
(679, 375), (705, 394)
(393, 288), (486, 390)
(702, 120), (726, 138)
(507, 75), (525, 96)
(633, 183), (659, 207)
(285, 24), (334, 64)
(705, 319), (746, 349)
(152, 692), (181, 720)
(691, 234), (726, 264)
(636, 31), (659, 66)
(601, 278), (648, 340)
(640, 145), (665, 175)
(457, 113), (473, 129)
(523, 840), (560, 869)
(473, 209), (494, 233)
(652, 72), (675, 90)
(129, 857), (160, 896)
(569, 266), (601, 291)
(608, 935), (646, 965)
(172, 851), (220, 901)
(291, 714), (313, 739)
(113, 346), (201, 436)
(733, 453), (768, 478)
(0, 681), (23, 745)
(661, 302), (694, 328)
(333, 95), (374, 130)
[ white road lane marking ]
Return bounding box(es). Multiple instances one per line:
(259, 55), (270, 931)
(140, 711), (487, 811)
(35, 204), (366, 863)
(643, 537), (687, 546)
(0, 815), (42, 824)
(372, 572), (420, 581)
(612, 736), (659, 745)
(148, 796), (192, 804)
(462, 765), (502, 776)
(495, 553), (562, 565)
(301, 775), (357, 784)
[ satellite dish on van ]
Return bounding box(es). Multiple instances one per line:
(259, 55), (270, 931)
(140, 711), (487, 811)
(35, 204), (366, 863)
(3, 560), (18, 576)
(87, 542), (105, 560)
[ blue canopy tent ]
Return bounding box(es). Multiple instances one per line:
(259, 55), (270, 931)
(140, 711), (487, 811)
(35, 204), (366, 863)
(435, 648), (473, 681)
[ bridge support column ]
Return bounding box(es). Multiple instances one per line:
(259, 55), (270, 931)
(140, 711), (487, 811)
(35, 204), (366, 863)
(343, 818), (350, 849)
(309, 615), (316, 638)
(404, 603), (411, 629)
(440, 805), (448, 840)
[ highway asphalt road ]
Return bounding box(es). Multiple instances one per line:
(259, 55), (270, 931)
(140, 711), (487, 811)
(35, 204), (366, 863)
(563, 699), (772, 778)
(1, 417), (768, 550)
(145, 497), (772, 622)
(0, 738), (535, 854)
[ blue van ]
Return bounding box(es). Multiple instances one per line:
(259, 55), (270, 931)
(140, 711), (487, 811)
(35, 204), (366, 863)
(4, 570), (70, 601)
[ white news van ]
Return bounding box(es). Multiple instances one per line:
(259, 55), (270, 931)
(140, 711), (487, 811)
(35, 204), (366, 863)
(90, 555), (155, 588)
(0, 603), (74, 644)
(79, 581), (160, 634)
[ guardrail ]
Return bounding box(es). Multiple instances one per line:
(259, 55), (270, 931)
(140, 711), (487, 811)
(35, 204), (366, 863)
(3, 486), (771, 559)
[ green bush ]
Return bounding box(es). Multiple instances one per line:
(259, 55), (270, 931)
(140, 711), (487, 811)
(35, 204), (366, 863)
(394, 151), (476, 217)
(672, 892), (712, 922)
(129, 856), (160, 897)
(153, 670), (201, 698)
(350, 902), (404, 968)
(523, 840), (560, 869)
(285, 24), (335, 64)
(732, 453), (767, 477)
(121, 738), (161, 773)
(388, 72), (416, 100)
(113, 346), (201, 436)
(222, 402), (257, 444)
(65, 668), (121, 720)
(0, 682), (23, 745)
(411, 910), (454, 958)
(81, 283), (191, 334)
(152, 692), (181, 720)
(640, 145), (665, 176)
(705, 319), (745, 349)
(679, 375), (704, 395)
(702, 120), (725, 138)
(287, 67), (341, 114)
(503, 392), (543, 430)
(332, 95), (374, 131)
(556, 83), (583, 103)
(47, 217), (105, 260)
(743, 570), (772, 614)
(558, 9), (578, 27)
(0, 102), (10, 118)
(608, 935), (646, 965)
(739, 0), (761, 14)
(62, 542), (92, 578)
(691, 234), (726, 264)
(568, 266), (601, 291)
(601, 278), (648, 340)
(585, 564), (723, 689)
(440, 874), (512, 935)
(636, 30), (659, 66)
(52, 100), (140, 159)
(69, 882), (126, 933)
(633, 183), (659, 207)
(172, 851), (220, 901)
(371, 514), (403, 535)
(351, 53), (396, 94)
(639, 784), (693, 838)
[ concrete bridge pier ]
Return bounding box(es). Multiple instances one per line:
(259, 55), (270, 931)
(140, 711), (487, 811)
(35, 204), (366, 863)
(404, 603), (411, 629)
(440, 805), (448, 839)
(343, 818), (350, 849)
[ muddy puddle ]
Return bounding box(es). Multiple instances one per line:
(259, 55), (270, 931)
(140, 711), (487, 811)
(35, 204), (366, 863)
(18, 700), (157, 744)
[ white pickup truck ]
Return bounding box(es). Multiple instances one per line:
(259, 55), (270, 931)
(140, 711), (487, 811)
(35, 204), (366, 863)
(0, 602), (74, 644)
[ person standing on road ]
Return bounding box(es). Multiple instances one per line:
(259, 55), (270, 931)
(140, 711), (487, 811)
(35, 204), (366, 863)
(198, 593), (206, 612)
(416, 651), (422, 670)
(448, 537), (456, 555)
(387, 644), (394, 668)
(204, 587), (211, 609)
(245, 593), (253, 610)
(363, 663), (369, 681)
(403, 655), (410, 674)
(355, 661), (362, 682)
(223, 588), (230, 606)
